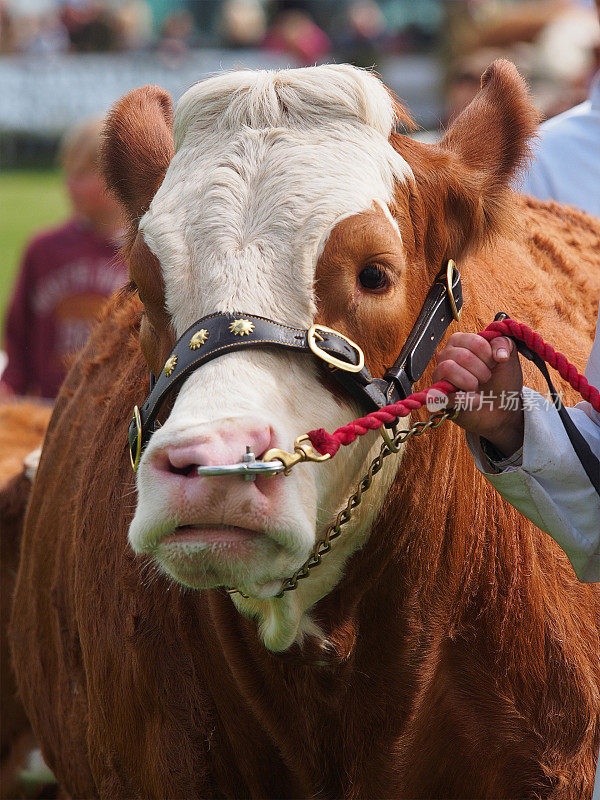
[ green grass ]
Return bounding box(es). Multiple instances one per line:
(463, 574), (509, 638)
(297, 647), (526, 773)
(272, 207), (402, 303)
(0, 169), (70, 334)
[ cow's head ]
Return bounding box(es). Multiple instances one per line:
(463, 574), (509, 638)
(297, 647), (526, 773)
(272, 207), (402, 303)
(105, 62), (537, 650)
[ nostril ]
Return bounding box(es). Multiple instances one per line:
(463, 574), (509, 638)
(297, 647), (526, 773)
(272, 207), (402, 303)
(162, 445), (205, 477)
(168, 460), (197, 477)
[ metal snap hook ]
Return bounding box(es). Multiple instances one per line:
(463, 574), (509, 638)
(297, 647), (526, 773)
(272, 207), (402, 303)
(196, 446), (286, 479)
(379, 423), (402, 453)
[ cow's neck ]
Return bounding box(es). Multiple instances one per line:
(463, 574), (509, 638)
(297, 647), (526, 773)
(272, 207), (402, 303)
(203, 449), (464, 798)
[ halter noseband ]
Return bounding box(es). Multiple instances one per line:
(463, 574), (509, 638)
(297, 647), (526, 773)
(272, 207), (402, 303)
(128, 261), (463, 470)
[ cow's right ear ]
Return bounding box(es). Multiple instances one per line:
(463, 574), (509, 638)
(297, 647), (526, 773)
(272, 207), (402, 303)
(103, 85), (174, 221)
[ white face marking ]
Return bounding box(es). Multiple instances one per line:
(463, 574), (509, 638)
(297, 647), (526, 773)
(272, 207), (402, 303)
(128, 65), (413, 651)
(373, 198), (402, 239)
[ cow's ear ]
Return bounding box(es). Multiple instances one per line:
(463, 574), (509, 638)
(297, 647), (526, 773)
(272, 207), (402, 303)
(103, 85), (174, 221)
(441, 59), (538, 191)
(392, 60), (539, 266)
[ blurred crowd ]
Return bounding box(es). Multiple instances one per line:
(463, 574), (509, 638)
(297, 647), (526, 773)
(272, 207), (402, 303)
(0, 0), (441, 64)
(0, 0), (598, 122)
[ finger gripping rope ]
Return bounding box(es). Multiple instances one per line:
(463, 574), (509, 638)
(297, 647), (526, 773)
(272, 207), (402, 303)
(307, 319), (599, 458)
(481, 320), (599, 407)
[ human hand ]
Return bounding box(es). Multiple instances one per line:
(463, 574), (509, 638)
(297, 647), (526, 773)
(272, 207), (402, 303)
(432, 332), (524, 457)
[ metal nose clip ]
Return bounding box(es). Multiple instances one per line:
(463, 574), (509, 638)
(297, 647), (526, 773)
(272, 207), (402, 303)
(196, 446), (285, 480)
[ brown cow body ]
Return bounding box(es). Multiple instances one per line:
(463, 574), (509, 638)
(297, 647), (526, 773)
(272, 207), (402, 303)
(0, 402), (52, 798)
(10, 62), (600, 799)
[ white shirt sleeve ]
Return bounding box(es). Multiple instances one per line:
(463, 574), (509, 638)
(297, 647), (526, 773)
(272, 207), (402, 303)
(466, 301), (600, 582)
(513, 72), (600, 218)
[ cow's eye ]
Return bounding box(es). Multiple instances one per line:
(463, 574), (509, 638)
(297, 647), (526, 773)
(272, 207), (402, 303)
(358, 265), (389, 291)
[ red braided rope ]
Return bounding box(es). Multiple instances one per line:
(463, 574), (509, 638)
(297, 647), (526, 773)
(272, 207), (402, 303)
(307, 318), (600, 457)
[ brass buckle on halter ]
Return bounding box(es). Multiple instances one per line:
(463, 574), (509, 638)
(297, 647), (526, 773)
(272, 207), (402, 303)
(307, 324), (365, 373)
(129, 405), (142, 472)
(445, 259), (461, 322)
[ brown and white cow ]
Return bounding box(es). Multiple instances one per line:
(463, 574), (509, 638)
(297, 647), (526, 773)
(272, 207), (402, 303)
(10, 62), (600, 799)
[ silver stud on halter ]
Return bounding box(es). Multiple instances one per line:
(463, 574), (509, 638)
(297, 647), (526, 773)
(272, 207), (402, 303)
(196, 446), (285, 480)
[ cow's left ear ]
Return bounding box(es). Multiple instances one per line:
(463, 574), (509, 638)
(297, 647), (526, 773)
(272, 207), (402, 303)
(392, 60), (539, 266)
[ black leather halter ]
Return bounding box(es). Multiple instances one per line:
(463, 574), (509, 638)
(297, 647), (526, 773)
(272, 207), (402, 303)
(128, 261), (463, 470)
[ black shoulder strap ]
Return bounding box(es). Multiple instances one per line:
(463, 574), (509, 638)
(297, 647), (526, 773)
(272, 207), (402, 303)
(496, 314), (600, 496)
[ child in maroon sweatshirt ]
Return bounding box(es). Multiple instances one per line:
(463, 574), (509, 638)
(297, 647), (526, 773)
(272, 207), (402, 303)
(1, 116), (128, 400)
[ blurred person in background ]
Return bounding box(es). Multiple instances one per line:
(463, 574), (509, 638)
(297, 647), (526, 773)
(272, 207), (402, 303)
(334, 0), (389, 69)
(262, 6), (330, 66)
(59, 0), (119, 52)
(22, 8), (69, 56)
(110, 0), (153, 51)
(220, 0), (266, 49)
(517, 3), (599, 214)
(0, 116), (128, 400)
(157, 8), (195, 65)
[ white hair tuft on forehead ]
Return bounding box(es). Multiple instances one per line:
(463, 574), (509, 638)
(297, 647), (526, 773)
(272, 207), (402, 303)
(174, 64), (398, 151)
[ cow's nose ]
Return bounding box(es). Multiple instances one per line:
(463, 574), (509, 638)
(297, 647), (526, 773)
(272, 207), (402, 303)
(151, 423), (275, 478)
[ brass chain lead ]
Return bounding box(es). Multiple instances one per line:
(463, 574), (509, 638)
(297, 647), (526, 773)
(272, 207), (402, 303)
(226, 407), (457, 600)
